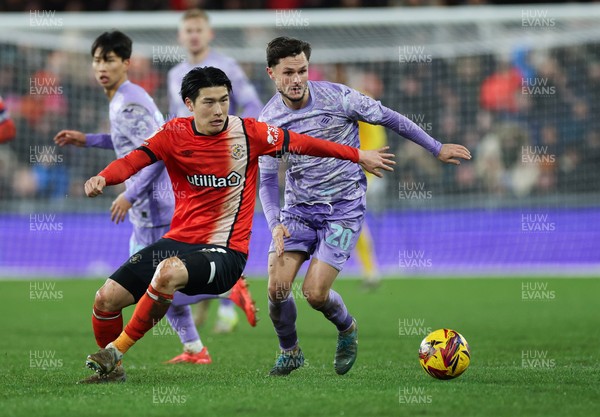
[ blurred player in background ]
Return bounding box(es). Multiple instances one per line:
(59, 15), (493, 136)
(259, 37), (471, 376)
(54, 30), (173, 261)
(353, 70), (389, 289)
(0, 95), (16, 143)
(79, 66), (395, 383)
(0, 95), (16, 195)
(168, 9), (262, 119)
(354, 124), (385, 289)
(167, 8), (263, 337)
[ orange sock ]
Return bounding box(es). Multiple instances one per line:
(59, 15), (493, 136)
(112, 332), (136, 355)
(92, 307), (123, 348)
(112, 285), (173, 355)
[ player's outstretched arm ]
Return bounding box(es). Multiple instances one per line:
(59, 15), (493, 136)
(54, 130), (114, 149)
(252, 120), (395, 172)
(54, 129), (86, 147)
(84, 147), (156, 198)
(436, 144), (472, 165)
(259, 156), (288, 255)
(358, 146), (396, 178)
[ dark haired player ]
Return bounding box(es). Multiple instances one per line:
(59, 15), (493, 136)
(79, 66), (395, 383)
(167, 8), (264, 345)
(54, 30), (173, 254)
(259, 37), (471, 376)
(54, 32), (255, 375)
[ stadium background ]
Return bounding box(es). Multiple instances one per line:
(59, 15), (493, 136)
(0, 3), (599, 278)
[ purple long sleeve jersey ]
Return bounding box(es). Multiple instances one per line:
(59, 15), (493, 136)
(85, 80), (174, 228)
(258, 80), (442, 231)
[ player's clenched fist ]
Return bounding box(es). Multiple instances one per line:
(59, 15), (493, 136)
(85, 175), (106, 197)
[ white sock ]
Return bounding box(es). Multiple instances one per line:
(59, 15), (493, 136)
(105, 342), (124, 363)
(183, 339), (204, 353)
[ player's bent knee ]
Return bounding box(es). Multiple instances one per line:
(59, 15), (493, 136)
(268, 281), (291, 302)
(94, 281), (131, 311)
(305, 291), (328, 309)
(152, 256), (187, 292)
(94, 289), (112, 311)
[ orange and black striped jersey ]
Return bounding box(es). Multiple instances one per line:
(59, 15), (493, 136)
(98, 115), (359, 255)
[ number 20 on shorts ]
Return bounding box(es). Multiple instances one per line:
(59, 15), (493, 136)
(325, 223), (353, 250)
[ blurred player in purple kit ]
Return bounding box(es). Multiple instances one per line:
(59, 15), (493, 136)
(168, 9), (262, 120)
(165, 9), (262, 363)
(259, 37), (471, 376)
(54, 32), (254, 378)
(55, 31), (173, 257)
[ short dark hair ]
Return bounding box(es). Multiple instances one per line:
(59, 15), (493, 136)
(91, 30), (132, 60)
(266, 36), (312, 68)
(180, 66), (233, 104)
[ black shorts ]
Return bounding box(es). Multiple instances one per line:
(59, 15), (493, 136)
(110, 238), (247, 302)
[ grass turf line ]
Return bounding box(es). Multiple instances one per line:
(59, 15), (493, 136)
(1, 278), (598, 417)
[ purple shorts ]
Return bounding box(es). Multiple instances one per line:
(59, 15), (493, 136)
(270, 196), (366, 271)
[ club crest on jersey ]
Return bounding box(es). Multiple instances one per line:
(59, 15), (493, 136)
(129, 253), (142, 264)
(230, 144), (245, 160)
(187, 171), (242, 188)
(266, 125), (279, 145)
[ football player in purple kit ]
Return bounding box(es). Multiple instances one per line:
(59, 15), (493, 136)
(54, 30), (173, 257)
(167, 9), (262, 120)
(164, 9), (262, 363)
(259, 37), (471, 376)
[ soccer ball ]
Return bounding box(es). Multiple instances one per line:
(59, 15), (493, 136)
(418, 328), (471, 380)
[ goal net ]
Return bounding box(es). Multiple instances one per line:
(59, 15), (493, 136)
(1, 5), (599, 277)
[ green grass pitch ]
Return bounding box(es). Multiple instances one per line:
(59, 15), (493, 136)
(1, 277), (598, 417)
